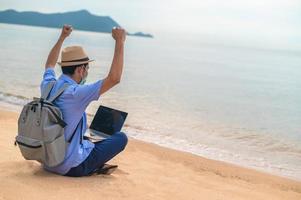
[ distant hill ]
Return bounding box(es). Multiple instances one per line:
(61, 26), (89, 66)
(0, 9), (153, 38)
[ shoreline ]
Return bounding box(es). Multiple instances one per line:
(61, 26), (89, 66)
(1, 101), (300, 182)
(0, 107), (301, 199)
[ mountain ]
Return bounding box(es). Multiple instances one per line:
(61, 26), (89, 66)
(0, 9), (153, 38)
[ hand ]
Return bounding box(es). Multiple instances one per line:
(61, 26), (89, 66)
(112, 27), (126, 43)
(60, 24), (73, 39)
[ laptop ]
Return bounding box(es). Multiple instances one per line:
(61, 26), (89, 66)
(84, 105), (128, 143)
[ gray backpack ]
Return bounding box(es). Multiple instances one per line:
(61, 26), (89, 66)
(15, 81), (82, 167)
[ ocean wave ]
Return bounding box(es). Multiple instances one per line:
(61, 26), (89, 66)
(123, 125), (301, 181)
(0, 91), (31, 106)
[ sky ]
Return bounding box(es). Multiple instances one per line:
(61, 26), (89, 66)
(0, 0), (300, 49)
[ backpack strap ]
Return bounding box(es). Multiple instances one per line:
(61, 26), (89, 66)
(45, 105), (67, 128)
(47, 83), (70, 103)
(41, 81), (56, 100)
(68, 117), (83, 144)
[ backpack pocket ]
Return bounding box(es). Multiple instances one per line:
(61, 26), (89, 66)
(15, 135), (43, 162)
(43, 134), (67, 167)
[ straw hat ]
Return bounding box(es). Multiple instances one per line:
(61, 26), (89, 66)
(57, 46), (94, 67)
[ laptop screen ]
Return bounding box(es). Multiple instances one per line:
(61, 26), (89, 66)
(89, 105), (128, 135)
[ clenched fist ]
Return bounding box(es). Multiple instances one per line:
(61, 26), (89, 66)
(60, 24), (73, 39)
(112, 27), (126, 43)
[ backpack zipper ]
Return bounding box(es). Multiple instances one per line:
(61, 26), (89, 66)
(15, 141), (42, 148)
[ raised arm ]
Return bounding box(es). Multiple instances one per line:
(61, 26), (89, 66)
(99, 27), (126, 95)
(45, 25), (73, 69)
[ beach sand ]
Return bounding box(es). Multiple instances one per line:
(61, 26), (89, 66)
(0, 107), (300, 200)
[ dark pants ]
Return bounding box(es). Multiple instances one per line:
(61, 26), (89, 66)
(64, 131), (128, 177)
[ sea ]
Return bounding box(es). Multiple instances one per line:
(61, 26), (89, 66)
(0, 23), (300, 181)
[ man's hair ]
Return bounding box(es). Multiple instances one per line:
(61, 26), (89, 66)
(61, 63), (88, 75)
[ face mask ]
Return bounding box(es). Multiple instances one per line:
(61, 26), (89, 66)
(79, 77), (86, 85)
(79, 69), (88, 85)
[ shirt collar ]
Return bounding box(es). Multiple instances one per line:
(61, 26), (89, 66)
(59, 74), (78, 85)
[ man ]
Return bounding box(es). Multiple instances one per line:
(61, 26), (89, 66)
(40, 25), (128, 177)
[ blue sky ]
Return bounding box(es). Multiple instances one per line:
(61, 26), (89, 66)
(1, 0), (300, 49)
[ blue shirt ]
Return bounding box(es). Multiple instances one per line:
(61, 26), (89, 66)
(40, 68), (104, 175)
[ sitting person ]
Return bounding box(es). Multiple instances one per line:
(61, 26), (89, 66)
(41, 25), (128, 177)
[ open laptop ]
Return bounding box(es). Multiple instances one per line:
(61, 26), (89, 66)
(84, 105), (128, 143)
